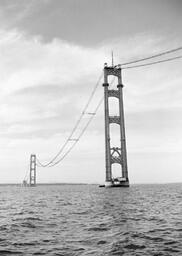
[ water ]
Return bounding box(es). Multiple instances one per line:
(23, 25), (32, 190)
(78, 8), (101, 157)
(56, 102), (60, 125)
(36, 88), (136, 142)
(0, 184), (181, 255)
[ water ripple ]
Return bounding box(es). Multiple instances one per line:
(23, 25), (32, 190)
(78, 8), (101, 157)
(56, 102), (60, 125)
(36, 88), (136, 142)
(0, 184), (181, 255)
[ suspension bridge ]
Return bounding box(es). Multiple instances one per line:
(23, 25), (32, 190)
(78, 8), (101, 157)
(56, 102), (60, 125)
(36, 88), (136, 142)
(22, 46), (182, 187)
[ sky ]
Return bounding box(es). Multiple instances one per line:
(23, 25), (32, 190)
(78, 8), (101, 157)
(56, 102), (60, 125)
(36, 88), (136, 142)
(0, 0), (182, 184)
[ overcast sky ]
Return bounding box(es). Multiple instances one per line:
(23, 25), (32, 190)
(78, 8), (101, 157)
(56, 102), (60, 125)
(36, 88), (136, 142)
(0, 0), (182, 184)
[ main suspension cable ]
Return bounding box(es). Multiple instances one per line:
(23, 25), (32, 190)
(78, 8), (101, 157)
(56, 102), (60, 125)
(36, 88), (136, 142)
(122, 55), (182, 70)
(36, 71), (103, 167)
(47, 97), (104, 167)
(120, 46), (182, 66)
(46, 77), (115, 167)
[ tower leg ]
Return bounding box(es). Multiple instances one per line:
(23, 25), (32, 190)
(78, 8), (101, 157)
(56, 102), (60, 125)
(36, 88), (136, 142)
(118, 85), (129, 184)
(104, 85), (112, 185)
(103, 71), (112, 187)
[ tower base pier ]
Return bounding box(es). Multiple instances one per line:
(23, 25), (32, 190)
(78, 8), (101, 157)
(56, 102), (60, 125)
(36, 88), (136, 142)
(111, 180), (129, 187)
(105, 181), (114, 187)
(101, 178), (129, 188)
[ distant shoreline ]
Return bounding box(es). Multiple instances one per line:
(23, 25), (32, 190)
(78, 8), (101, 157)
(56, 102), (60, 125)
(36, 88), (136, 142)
(0, 182), (181, 186)
(0, 183), (93, 186)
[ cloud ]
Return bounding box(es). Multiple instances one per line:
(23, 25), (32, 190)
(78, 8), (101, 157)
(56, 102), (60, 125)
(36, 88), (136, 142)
(0, 0), (51, 30)
(0, 29), (106, 138)
(0, 28), (182, 140)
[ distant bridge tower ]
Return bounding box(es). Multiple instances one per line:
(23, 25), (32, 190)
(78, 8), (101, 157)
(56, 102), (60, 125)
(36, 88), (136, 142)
(30, 154), (36, 187)
(103, 63), (129, 187)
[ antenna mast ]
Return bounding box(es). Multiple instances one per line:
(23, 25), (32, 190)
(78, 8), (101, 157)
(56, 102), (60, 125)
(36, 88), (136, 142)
(112, 51), (114, 67)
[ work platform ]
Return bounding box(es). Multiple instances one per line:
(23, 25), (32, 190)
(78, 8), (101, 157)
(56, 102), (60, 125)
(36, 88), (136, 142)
(100, 177), (129, 188)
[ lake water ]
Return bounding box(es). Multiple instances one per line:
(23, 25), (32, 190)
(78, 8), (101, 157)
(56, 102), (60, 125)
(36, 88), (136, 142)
(0, 183), (181, 255)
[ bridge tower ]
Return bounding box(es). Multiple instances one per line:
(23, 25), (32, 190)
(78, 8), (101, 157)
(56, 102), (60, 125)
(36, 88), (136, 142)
(103, 63), (129, 187)
(30, 154), (36, 186)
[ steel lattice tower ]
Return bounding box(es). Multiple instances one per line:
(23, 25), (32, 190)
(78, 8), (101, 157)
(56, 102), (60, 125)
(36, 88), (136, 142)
(103, 63), (129, 187)
(30, 154), (36, 187)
